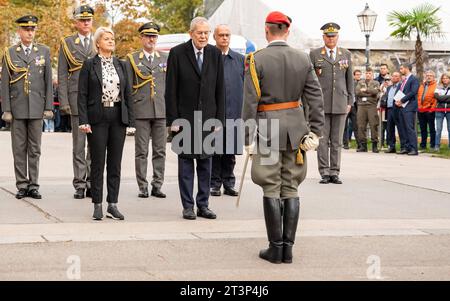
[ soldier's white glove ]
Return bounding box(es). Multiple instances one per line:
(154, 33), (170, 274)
(60, 104), (72, 115)
(1, 112), (13, 123)
(43, 110), (54, 120)
(245, 143), (256, 157)
(300, 132), (320, 151)
(126, 127), (136, 136)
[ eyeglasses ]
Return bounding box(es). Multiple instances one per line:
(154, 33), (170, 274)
(217, 33), (230, 38)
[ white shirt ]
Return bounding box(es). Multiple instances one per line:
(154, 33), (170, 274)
(21, 43), (32, 55)
(268, 39), (287, 45)
(192, 41), (204, 62)
(143, 49), (154, 62)
(325, 46), (337, 60)
(78, 33), (92, 47)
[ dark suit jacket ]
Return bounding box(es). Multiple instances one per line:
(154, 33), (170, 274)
(77, 55), (135, 126)
(165, 40), (225, 159)
(396, 74), (419, 112)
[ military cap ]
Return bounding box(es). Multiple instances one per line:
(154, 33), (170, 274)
(74, 5), (94, 19)
(15, 15), (38, 27)
(321, 22), (340, 36)
(265, 11), (291, 27)
(139, 22), (161, 36)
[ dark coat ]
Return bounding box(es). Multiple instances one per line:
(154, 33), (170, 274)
(395, 74), (419, 112)
(77, 55), (135, 126)
(165, 40), (225, 159)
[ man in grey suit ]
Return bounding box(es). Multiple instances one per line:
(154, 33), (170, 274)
(242, 11), (324, 264)
(309, 22), (353, 184)
(58, 5), (96, 199)
(126, 22), (167, 198)
(1, 15), (53, 199)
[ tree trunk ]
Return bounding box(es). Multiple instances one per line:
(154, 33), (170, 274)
(415, 34), (424, 82)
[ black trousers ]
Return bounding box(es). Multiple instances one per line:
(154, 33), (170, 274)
(88, 106), (126, 204)
(399, 109), (418, 152)
(418, 112), (436, 148)
(178, 157), (211, 209)
(211, 154), (236, 189)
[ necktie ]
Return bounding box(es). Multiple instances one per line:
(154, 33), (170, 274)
(400, 78), (407, 91)
(196, 51), (203, 72)
(25, 48), (30, 57)
(148, 55), (153, 64)
(84, 37), (90, 52)
(329, 49), (334, 61)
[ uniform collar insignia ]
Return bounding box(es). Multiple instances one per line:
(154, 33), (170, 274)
(75, 37), (80, 44)
(155, 51), (160, 58)
(139, 52), (144, 60)
(321, 47), (326, 55)
(16, 46), (21, 52)
(33, 46), (38, 52)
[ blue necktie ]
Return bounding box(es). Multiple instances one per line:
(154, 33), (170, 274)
(196, 51), (203, 72)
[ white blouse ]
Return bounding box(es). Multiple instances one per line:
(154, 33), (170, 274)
(99, 55), (120, 103)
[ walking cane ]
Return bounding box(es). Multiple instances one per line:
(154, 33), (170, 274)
(236, 153), (250, 208)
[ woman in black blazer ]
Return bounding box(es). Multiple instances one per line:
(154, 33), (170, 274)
(78, 27), (135, 220)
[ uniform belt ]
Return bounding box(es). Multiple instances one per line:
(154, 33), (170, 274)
(257, 101), (301, 112)
(103, 101), (121, 107)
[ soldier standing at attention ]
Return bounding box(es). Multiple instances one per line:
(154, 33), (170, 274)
(310, 23), (353, 184)
(126, 22), (168, 199)
(58, 5), (96, 199)
(242, 11), (324, 264)
(1, 15), (53, 199)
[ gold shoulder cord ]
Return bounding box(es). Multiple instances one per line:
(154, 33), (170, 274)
(60, 37), (83, 76)
(248, 52), (261, 100)
(4, 47), (29, 94)
(127, 53), (155, 97)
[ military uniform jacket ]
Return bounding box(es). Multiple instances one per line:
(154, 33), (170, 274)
(57, 33), (95, 115)
(1, 43), (53, 119)
(309, 47), (354, 114)
(242, 41), (324, 151)
(355, 79), (380, 106)
(125, 50), (167, 119)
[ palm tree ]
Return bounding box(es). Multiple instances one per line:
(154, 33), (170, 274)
(387, 3), (443, 81)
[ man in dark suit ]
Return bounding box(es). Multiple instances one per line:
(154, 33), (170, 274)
(396, 63), (419, 155)
(382, 72), (405, 153)
(165, 17), (225, 220)
(210, 24), (244, 197)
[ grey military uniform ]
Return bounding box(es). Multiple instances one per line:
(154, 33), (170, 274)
(242, 41), (324, 198)
(1, 43), (53, 190)
(309, 47), (354, 177)
(57, 33), (95, 191)
(126, 50), (167, 191)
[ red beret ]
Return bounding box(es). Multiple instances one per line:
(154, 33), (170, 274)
(265, 11), (291, 27)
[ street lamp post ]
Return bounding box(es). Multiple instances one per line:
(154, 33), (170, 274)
(357, 3), (378, 68)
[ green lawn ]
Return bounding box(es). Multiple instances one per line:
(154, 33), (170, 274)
(346, 140), (450, 159)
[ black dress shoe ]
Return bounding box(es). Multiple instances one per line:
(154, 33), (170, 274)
(151, 187), (166, 198)
(92, 203), (103, 221)
(86, 188), (92, 198)
(343, 145), (349, 150)
(138, 188), (149, 198)
(74, 188), (85, 199)
(27, 189), (42, 199)
(223, 187), (239, 196)
(399, 149), (409, 154)
(384, 148), (396, 153)
(182, 208), (196, 220)
(408, 151), (419, 156)
(319, 175), (330, 184)
(330, 175), (343, 184)
(106, 203), (124, 220)
(210, 188), (221, 196)
(15, 188), (27, 199)
(197, 207), (217, 219)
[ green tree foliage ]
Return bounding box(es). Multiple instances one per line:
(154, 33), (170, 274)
(388, 3), (444, 81)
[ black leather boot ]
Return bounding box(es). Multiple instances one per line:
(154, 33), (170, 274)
(357, 143), (367, 152)
(259, 197), (283, 264)
(282, 197), (300, 263)
(372, 142), (379, 153)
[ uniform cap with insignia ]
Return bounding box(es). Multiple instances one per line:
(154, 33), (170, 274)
(15, 15), (38, 28)
(73, 5), (95, 19)
(265, 11), (291, 27)
(321, 22), (340, 36)
(139, 22), (161, 36)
